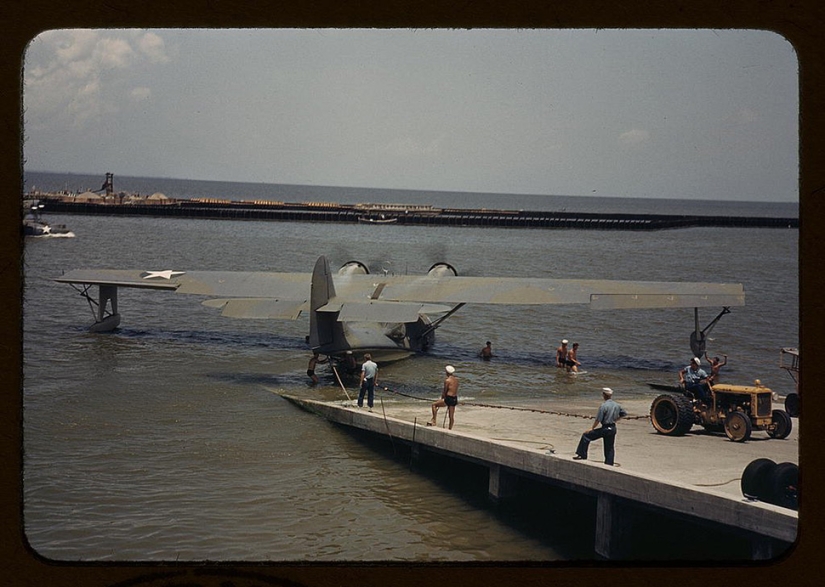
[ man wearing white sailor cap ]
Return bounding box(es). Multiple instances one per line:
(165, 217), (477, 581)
(679, 356), (711, 404)
(555, 339), (570, 369)
(573, 387), (627, 466)
(428, 365), (460, 430)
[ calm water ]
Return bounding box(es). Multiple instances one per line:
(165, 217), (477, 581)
(22, 175), (798, 562)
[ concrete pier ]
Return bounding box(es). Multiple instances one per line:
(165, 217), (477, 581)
(277, 394), (798, 560)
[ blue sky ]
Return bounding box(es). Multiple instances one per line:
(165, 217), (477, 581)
(23, 28), (798, 201)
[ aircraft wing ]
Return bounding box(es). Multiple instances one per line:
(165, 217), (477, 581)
(56, 269), (309, 296)
(56, 267), (744, 321)
(55, 269), (312, 319)
(342, 275), (745, 309)
(201, 298), (307, 319)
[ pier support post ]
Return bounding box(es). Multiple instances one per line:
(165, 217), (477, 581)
(595, 492), (634, 560)
(488, 464), (518, 504)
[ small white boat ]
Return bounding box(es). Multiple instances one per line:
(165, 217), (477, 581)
(357, 214), (398, 224)
(23, 202), (75, 237)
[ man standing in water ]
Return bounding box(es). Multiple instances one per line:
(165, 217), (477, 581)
(556, 339), (570, 369)
(573, 388), (627, 466)
(358, 353), (378, 411)
(567, 342), (582, 373)
(428, 365), (459, 429)
(479, 341), (493, 360)
(307, 352), (327, 385)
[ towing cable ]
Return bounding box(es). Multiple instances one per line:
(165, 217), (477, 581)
(379, 384), (650, 421)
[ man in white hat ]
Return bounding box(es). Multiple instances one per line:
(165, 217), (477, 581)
(343, 350), (358, 375)
(574, 388), (627, 466)
(679, 356), (710, 404)
(428, 365), (460, 429)
(555, 339), (570, 369)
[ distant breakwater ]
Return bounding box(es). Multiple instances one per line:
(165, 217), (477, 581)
(34, 196), (798, 230)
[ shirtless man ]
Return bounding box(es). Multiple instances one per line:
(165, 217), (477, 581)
(567, 342), (581, 373)
(343, 350), (358, 376)
(307, 352), (327, 384)
(479, 341), (493, 360)
(556, 339), (570, 369)
(704, 352), (728, 384)
(428, 365), (460, 429)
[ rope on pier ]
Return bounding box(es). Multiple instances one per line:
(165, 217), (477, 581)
(380, 385), (650, 421)
(693, 478), (741, 487)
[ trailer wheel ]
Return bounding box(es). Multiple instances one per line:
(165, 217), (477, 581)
(724, 411), (752, 442)
(767, 462), (799, 510)
(767, 410), (793, 439)
(650, 394), (694, 436)
(784, 393), (799, 417)
(741, 458), (777, 501)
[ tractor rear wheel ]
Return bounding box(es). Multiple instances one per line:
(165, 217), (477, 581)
(724, 411), (752, 442)
(767, 409), (793, 439)
(650, 394), (694, 436)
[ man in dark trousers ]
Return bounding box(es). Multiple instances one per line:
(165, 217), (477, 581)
(574, 387), (627, 466)
(358, 353), (378, 411)
(679, 356), (711, 404)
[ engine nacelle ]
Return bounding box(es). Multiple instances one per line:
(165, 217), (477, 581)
(338, 261), (370, 275)
(427, 262), (458, 277)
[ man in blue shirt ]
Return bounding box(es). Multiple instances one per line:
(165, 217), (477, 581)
(358, 353), (378, 411)
(680, 357), (711, 404)
(574, 388), (627, 466)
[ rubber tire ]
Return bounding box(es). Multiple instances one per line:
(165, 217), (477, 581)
(784, 393), (799, 418)
(741, 458), (776, 501)
(767, 409), (793, 439)
(724, 411), (752, 442)
(766, 462), (799, 510)
(650, 394), (694, 436)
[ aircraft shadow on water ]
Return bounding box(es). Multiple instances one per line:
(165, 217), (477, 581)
(56, 255), (744, 370)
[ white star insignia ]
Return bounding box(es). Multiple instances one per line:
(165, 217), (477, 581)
(142, 270), (186, 280)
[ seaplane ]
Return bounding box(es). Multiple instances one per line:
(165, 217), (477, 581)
(55, 255), (744, 364)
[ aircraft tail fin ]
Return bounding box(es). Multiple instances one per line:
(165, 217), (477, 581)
(309, 255), (340, 348)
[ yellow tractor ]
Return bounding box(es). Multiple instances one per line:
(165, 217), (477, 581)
(650, 380), (793, 442)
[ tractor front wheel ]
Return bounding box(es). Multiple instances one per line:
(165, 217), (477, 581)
(724, 411), (752, 442)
